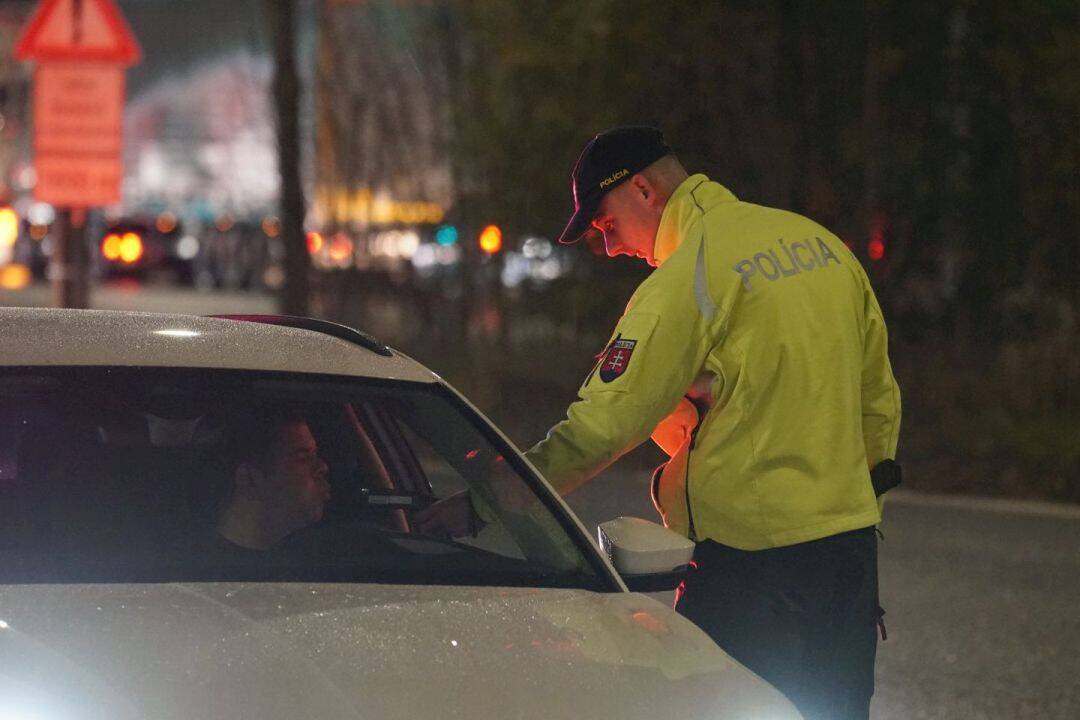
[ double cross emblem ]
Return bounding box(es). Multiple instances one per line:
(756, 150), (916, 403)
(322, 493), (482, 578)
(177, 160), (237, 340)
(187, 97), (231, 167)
(597, 336), (638, 384)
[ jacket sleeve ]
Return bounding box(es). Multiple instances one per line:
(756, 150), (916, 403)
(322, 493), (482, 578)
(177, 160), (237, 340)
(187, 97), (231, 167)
(525, 230), (716, 495)
(651, 398), (700, 457)
(859, 269), (902, 470)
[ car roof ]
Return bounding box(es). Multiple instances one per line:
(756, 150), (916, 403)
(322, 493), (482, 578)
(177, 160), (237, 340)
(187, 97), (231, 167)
(0, 307), (437, 383)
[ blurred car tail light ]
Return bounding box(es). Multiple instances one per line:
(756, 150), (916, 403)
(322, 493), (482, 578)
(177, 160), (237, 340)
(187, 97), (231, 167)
(104, 232), (143, 264)
(101, 233), (122, 260)
(328, 233), (353, 266)
(119, 232), (143, 264)
(0, 263), (30, 289)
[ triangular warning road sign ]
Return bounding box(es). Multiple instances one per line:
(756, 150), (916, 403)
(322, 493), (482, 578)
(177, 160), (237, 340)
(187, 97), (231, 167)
(14, 0), (141, 64)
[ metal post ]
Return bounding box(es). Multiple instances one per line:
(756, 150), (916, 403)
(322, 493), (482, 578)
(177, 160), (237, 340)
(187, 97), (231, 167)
(50, 207), (89, 309)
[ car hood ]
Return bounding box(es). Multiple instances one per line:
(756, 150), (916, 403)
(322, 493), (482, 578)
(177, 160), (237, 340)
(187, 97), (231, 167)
(0, 583), (799, 719)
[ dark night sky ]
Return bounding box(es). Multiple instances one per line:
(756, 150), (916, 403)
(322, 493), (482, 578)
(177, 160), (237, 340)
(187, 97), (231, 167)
(119, 0), (271, 95)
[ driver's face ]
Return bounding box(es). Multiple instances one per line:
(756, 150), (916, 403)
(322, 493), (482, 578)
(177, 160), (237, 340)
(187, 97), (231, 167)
(265, 422), (331, 527)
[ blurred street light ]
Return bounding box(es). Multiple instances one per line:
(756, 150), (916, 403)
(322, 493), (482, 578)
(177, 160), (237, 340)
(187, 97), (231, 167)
(0, 207), (18, 265)
(156, 211), (178, 234)
(328, 232), (353, 267)
(435, 224), (459, 246)
(262, 216), (282, 238)
(479, 224), (502, 255)
(0, 263), (31, 290)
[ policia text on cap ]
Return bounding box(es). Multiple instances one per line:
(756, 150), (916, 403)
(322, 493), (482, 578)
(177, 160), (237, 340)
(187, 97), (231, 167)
(534, 126), (900, 720)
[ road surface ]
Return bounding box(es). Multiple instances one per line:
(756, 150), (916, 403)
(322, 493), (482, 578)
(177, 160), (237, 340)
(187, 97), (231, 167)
(569, 470), (1080, 720)
(867, 493), (1079, 719)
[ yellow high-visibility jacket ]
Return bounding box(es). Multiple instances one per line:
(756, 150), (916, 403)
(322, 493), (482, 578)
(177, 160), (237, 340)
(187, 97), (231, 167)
(525, 174), (901, 550)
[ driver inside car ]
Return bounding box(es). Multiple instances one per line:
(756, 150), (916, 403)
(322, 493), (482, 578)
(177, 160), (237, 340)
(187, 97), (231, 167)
(214, 407), (332, 554)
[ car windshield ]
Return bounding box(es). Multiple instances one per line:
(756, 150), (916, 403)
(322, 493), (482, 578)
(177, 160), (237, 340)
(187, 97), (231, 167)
(0, 367), (614, 592)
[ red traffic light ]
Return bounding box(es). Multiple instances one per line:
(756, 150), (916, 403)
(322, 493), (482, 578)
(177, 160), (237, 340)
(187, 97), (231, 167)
(868, 238), (885, 261)
(868, 214), (887, 262)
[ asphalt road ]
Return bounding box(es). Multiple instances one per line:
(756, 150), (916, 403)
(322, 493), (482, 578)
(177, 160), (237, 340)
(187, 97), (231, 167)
(568, 472), (1080, 720)
(6, 282), (1078, 719)
(867, 494), (1080, 719)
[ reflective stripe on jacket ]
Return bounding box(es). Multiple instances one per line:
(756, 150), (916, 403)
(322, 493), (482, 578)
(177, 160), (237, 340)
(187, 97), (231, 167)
(525, 174), (902, 550)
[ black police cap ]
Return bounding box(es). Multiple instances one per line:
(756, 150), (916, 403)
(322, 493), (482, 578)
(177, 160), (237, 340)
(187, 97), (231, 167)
(557, 126), (672, 245)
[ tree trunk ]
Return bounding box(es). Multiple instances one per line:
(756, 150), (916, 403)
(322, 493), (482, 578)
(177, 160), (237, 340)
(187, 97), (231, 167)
(266, 0), (310, 316)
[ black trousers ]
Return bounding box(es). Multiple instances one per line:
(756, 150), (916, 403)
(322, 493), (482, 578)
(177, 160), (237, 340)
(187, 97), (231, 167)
(675, 527), (879, 720)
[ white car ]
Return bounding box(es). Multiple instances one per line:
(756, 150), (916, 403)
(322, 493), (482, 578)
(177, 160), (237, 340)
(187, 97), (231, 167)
(0, 308), (800, 720)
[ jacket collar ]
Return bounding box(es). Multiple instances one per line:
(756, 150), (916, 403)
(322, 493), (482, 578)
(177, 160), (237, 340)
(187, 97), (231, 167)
(653, 174), (738, 266)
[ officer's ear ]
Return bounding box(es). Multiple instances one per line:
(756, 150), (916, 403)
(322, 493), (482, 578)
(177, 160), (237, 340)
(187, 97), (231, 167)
(630, 173), (662, 208)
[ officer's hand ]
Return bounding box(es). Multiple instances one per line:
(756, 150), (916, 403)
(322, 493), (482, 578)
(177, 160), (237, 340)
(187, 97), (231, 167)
(414, 491), (475, 538)
(686, 371), (715, 410)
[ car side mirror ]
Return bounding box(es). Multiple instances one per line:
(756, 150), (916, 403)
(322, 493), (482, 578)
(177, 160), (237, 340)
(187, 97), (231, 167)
(597, 517), (695, 592)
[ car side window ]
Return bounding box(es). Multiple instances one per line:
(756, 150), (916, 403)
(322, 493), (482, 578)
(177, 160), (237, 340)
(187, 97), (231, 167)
(0, 369), (610, 590)
(389, 419), (526, 559)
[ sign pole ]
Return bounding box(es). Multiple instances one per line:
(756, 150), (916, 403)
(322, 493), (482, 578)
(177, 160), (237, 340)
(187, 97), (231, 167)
(50, 207), (89, 309)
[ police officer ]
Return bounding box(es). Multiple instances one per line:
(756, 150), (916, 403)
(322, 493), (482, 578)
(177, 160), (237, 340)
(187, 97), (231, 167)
(524, 126), (902, 720)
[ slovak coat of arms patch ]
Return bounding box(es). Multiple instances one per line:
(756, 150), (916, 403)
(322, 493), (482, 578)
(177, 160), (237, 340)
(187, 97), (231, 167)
(599, 338), (637, 382)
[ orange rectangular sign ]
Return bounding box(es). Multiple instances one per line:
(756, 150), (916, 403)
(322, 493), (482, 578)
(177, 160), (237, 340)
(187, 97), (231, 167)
(31, 62), (125, 206)
(34, 155), (123, 208)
